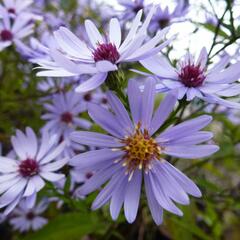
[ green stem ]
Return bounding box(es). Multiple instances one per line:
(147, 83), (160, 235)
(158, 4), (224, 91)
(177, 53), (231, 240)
(208, 6), (228, 60)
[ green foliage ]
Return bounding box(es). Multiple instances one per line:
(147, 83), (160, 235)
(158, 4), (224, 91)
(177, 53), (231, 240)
(20, 212), (107, 240)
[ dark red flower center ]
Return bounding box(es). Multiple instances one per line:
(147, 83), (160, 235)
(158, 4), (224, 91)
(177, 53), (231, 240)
(19, 159), (39, 177)
(179, 64), (205, 87)
(93, 43), (120, 63)
(8, 8), (16, 14)
(0, 30), (13, 41)
(26, 212), (35, 220)
(83, 93), (92, 102)
(61, 112), (73, 124)
(101, 98), (108, 104)
(85, 172), (93, 179)
(158, 18), (170, 28)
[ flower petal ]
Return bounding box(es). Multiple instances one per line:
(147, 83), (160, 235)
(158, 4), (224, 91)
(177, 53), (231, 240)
(141, 78), (156, 129)
(149, 92), (177, 135)
(207, 62), (240, 84)
(0, 157), (18, 173)
(162, 131), (213, 145)
(162, 161), (202, 197)
(77, 164), (122, 195)
(75, 73), (107, 93)
(23, 179), (36, 197)
(163, 145), (219, 159)
(157, 115), (213, 142)
(0, 178), (27, 208)
(69, 149), (124, 169)
(91, 170), (125, 210)
(124, 170), (142, 223)
(85, 19), (104, 48)
(54, 27), (92, 59)
(119, 10), (143, 52)
(40, 172), (65, 182)
(106, 91), (134, 134)
(96, 61), (117, 73)
(149, 171), (183, 216)
(40, 141), (66, 165)
(140, 54), (177, 79)
(41, 157), (68, 172)
(155, 161), (189, 205)
(144, 174), (163, 225)
(70, 131), (124, 148)
(109, 18), (121, 48)
(202, 93), (240, 109)
(88, 103), (124, 138)
(128, 79), (141, 124)
(110, 177), (128, 220)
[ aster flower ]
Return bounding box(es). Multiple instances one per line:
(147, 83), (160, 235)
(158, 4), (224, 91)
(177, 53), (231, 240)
(41, 91), (92, 157)
(81, 88), (109, 109)
(149, 0), (189, 32)
(0, 10), (34, 51)
(69, 79), (219, 224)
(0, 127), (68, 215)
(0, 0), (42, 20)
(35, 7), (173, 92)
(9, 198), (48, 232)
(16, 33), (56, 62)
(37, 78), (71, 96)
(117, 0), (146, 21)
(42, 90), (92, 138)
(140, 47), (240, 108)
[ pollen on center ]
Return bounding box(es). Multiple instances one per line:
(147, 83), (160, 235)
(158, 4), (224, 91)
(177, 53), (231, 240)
(122, 123), (161, 176)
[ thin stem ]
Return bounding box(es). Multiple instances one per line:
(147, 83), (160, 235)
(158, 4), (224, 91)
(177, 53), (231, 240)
(208, 6), (228, 60)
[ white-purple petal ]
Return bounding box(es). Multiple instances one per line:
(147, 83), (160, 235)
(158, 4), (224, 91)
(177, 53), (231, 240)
(141, 78), (156, 129)
(88, 103), (124, 138)
(124, 170), (142, 223)
(162, 161), (202, 197)
(149, 92), (177, 135)
(70, 131), (124, 148)
(69, 149), (124, 169)
(75, 73), (107, 93)
(163, 144), (219, 159)
(157, 115), (212, 142)
(144, 174), (163, 225)
(106, 91), (134, 134)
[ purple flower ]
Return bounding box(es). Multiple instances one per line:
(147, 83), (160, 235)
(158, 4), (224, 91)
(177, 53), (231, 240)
(0, 9), (34, 51)
(69, 79), (219, 224)
(0, 0), (42, 20)
(41, 91), (92, 157)
(117, 0), (146, 21)
(35, 7), (173, 92)
(9, 198), (49, 232)
(140, 47), (240, 108)
(0, 127), (68, 215)
(42, 91), (92, 136)
(16, 32), (56, 62)
(149, 1), (189, 32)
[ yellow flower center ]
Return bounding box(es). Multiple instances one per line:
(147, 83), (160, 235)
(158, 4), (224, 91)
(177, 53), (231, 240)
(122, 124), (161, 176)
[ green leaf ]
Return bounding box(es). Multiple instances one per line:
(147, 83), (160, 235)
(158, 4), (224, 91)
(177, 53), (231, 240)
(20, 212), (107, 240)
(60, 0), (77, 12)
(199, 23), (229, 38)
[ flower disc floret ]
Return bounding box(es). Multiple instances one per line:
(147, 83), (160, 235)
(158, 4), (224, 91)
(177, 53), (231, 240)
(61, 111), (73, 124)
(179, 64), (205, 87)
(19, 159), (39, 177)
(1, 30), (13, 41)
(93, 43), (120, 63)
(122, 123), (161, 172)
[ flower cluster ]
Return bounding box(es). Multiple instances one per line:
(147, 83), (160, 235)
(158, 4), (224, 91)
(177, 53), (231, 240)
(0, 0), (240, 237)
